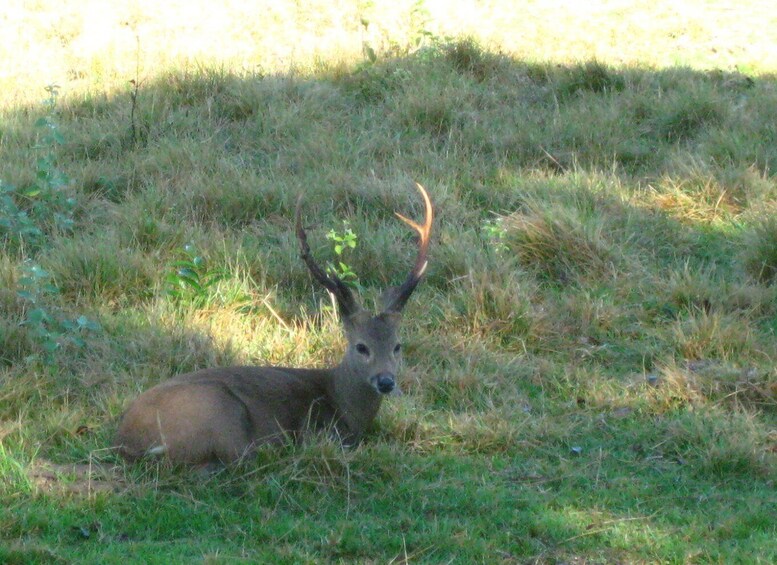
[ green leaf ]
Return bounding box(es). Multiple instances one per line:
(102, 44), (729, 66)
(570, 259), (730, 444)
(364, 44), (377, 63)
(68, 335), (86, 348)
(76, 315), (101, 331)
(20, 226), (43, 237)
(20, 187), (41, 197)
(16, 290), (36, 302)
(176, 267), (200, 280)
(30, 325), (50, 338)
(26, 308), (49, 324)
(29, 265), (50, 278)
(41, 284), (60, 295)
(176, 272), (203, 291)
(202, 270), (226, 287)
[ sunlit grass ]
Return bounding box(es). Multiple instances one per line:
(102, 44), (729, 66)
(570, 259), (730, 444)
(1, 0), (777, 562)
(3, 0), (777, 109)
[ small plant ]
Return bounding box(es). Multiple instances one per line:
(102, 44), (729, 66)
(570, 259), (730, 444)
(17, 262), (100, 357)
(359, 16), (378, 64)
(0, 180), (44, 249)
(357, 0), (438, 67)
(325, 220), (360, 289)
(3, 85), (98, 360)
(409, 0), (436, 51)
(165, 244), (227, 306)
(34, 85), (74, 229)
(482, 216), (508, 255)
(0, 84), (75, 253)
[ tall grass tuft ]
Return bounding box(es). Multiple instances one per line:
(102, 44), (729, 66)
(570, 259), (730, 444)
(742, 213), (777, 284)
(503, 200), (615, 283)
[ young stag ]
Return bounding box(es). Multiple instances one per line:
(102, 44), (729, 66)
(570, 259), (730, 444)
(115, 183), (433, 465)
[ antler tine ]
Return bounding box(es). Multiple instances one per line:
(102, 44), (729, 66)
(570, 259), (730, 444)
(383, 183), (434, 314)
(295, 195), (361, 318)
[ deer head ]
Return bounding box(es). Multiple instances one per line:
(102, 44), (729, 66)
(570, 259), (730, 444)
(296, 183), (433, 398)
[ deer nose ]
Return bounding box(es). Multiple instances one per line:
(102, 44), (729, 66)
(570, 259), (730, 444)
(375, 372), (396, 394)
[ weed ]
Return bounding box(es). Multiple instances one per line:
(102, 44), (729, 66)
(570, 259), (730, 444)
(165, 244), (228, 307)
(0, 180), (44, 250)
(16, 263), (100, 357)
(0, 86), (75, 254)
(129, 35), (144, 147)
(481, 216), (508, 255)
(0, 86), (98, 359)
(325, 220), (360, 290)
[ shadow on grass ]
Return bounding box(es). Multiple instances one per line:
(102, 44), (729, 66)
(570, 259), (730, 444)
(1, 42), (776, 562)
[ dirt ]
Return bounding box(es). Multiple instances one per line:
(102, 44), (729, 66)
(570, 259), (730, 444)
(27, 459), (125, 496)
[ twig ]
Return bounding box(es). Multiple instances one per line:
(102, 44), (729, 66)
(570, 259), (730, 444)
(260, 293), (290, 331)
(561, 513), (657, 544)
(130, 34), (142, 146)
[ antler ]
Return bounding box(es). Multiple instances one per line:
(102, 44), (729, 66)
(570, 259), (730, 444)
(296, 196), (362, 318)
(383, 182), (434, 313)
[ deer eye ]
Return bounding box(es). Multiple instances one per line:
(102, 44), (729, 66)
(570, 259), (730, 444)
(355, 343), (370, 356)
(393, 343), (401, 354)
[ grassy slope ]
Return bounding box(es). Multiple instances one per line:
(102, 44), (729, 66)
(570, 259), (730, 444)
(1, 1), (777, 562)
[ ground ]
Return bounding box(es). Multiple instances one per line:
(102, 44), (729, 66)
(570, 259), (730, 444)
(1, 1), (776, 562)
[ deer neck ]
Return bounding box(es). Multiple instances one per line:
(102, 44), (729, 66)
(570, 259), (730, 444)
(329, 363), (383, 443)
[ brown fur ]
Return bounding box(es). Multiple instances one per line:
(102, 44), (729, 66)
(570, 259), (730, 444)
(115, 316), (401, 464)
(115, 184), (433, 466)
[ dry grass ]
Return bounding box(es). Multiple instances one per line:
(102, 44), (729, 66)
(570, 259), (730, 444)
(741, 210), (777, 284)
(3, 0), (777, 109)
(1, 1), (777, 563)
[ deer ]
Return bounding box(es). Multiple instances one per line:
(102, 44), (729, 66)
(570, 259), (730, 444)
(115, 183), (433, 466)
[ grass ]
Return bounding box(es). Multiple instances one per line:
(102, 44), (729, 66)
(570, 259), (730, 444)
(1, 0), (777, 562)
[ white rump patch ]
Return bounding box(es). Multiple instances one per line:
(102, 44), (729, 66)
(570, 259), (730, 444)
(146, 445), (168, 456)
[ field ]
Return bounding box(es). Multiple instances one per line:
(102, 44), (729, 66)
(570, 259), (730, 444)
(1, 1), (777, 562)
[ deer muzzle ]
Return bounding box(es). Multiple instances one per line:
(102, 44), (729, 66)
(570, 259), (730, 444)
(372, 372), (396, 395)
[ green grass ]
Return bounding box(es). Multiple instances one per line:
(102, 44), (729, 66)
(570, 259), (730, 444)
(2, 1), (777, 562)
